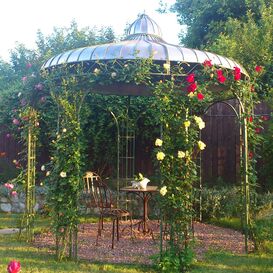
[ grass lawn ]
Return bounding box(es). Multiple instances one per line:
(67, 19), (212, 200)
(192, 251), (273, 273)
(0, 213), (272, 272)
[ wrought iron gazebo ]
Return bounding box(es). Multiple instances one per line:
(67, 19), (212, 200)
(42, 13), (248, 95)
(42, 13), (251, 252)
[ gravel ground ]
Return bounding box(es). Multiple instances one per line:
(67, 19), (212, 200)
(34, 220), (250, 265)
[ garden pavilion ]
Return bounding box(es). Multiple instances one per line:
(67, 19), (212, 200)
(42, 13), (250, 252)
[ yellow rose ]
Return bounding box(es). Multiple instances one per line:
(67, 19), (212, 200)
(184, 120), (191, 128)
(155, 138), (163, 147)
(188, 92), (195, 98)
(194, 116), (205, 130)
(198, 141), (206, 150)
(178, 151), (186, 158)
(198, 121), (205, 129)
(160, 186), (167, 196)
(156, 151), (165, 161)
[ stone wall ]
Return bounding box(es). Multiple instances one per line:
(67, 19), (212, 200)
(0, 193), (45, 213)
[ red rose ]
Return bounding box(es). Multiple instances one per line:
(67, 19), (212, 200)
(217, 74), (226, 83)
(186, 73), (195, 83)
(7, 260), (21, 273)
(248, 116), (253, 123)
(203, 59), (212, 67)
(234, 72), (241, 81)
(248, 151), (254, 159)
(216, 69), (223, 76)
(234, 66), (241, 74)
(255, 127), (262, 134)
(187, 83), (197, 93)
(261, 115), (269, 121)
(233, 66), (241, 81)
(255, 66), (262, 73)
(197, 93), (204, 100)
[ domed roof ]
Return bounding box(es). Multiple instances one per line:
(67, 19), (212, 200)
(42, 14), (248, 95)
(126, 13), (163, 39)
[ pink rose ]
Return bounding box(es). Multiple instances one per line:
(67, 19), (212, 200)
(35, 83), (43, 91)
(12, 119), (20, 125)
(4, 183), (14, 190)
(7, 260), (21, 273)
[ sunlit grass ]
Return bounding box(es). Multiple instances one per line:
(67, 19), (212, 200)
(0, 233), (154, 273)
(192, 251), (273, 273)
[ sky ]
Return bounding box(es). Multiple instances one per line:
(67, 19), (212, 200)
(0, 0), (182, 62)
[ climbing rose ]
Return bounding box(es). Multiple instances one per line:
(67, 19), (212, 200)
(216, 69), (223, 76)
(261, 115), (269, 121)
(160, 186), (167, 196)
(186, 73), (195, 83)
(26, 63), (32, 69)
(188, 92), (195, 98)
(22, 76), (27, 82)
(11, 191), (17, 197)
(197, 93), (204, 100)
(255, 127), (262, 134)
(60, 171), (67, 178)
(156, 151), (165, 161)
(233, 67), (241, 81)
(218, 74), (226, 83)
(249, 151), (254, 159)
(12, 119), (20, 125)
(216, 70), (226, 83)
(248, 116), (253, 123)
(40, 96), (46, 103)
(177, 151), (186, 158)
(198, 141), (206, 150)
(7, 260), (21, 273)
(155, 138), (163, 147)
(187, 83), (197, 93)
(4, 183), (14, 190)
(194, 116), (205, 130)
(184, 120), (191, 128)
(35, 83), (43, 91)
(255, 66), (262, 73)
(203, 59), (212, 67)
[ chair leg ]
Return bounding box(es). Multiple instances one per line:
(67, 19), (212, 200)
(116, 218), (120, 241)
(112, 218), (115, 249)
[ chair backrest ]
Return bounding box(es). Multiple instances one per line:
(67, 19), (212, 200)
(91, 179), (113, 211)
(83, 171), (101, 193)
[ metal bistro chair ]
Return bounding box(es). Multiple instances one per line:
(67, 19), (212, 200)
(90, 177), (132, 249)
(83, 172), (101, 214)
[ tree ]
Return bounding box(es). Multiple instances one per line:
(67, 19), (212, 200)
(170, 0), (271, 48)
(209, 4), (273, 95)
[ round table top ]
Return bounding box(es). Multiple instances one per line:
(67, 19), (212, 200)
(120, 186), (158, 192)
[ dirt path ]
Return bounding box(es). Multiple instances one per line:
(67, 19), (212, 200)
(34, 221), (249, 265)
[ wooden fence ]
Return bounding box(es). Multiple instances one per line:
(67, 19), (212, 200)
(0, 99), (271, 185)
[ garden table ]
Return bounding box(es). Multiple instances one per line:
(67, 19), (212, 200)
(120, 186), (158, 236)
